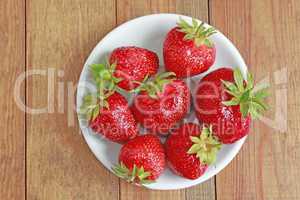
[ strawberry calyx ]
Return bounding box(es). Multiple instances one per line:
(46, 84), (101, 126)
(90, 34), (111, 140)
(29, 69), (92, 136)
(79, 91), (111, 122)
(79, 61), (122, 121)
(132, 72), (176, 99)
(177, 17), (216, 48)
(187, 125), (222, 165)
(221, 68), (269, 119)
(112, 162), (155, 185)
(90, 62), (123, 92)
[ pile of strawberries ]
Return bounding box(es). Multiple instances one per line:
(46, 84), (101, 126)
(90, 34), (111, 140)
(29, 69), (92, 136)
(80, 18), (268, 184)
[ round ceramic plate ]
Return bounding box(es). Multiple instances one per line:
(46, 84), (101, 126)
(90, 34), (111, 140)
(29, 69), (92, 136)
(76, 13), (247, 190)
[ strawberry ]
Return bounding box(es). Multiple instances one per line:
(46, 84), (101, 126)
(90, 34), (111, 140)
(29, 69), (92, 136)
(165, 123), (222, 179)
(163, 18), (216, 78)
(131, 72), (190, 134)
(80, 64), (138, 143)
(109, 46), (159, 90)
(194, 67), (269, 144)
(112, 134), (165, 184)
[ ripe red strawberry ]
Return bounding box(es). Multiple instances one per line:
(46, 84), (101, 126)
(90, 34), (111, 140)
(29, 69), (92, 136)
(163, 18), (216, 78)
(194, 67), (268, 144)
(112, 134), (165, 184)
(165, 123), (222, 179)
(80, 64), (138, 143)
(109, 46), (159, 90)
(131, 72), (190, 134)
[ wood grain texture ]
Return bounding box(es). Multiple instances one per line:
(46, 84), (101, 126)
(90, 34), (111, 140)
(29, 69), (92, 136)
(210, 0), (300, 199)
(117, 0), (209, 25)
(0, 0), (25, 199)
(117, 1), (215, 200)
(26, 0), (119, 199)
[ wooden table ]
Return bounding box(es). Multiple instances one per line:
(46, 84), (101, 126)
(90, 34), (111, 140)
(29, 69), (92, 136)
(1, 0), (299, 199)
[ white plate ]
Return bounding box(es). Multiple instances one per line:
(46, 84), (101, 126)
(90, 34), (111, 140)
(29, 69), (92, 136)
(76, 13), (247, 190)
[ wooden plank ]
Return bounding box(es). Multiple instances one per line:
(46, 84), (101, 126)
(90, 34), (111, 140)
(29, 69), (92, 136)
(210, 0), (300, 199)
(0, 0), (25, 199)
(117, 0), (209, 25)
(26, 0), (119, 199)
(117, 1), (215, 200)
